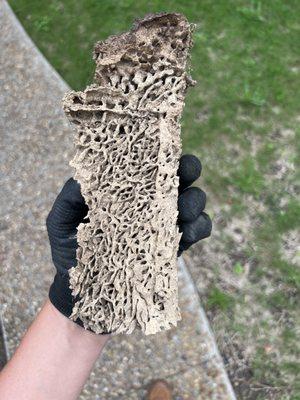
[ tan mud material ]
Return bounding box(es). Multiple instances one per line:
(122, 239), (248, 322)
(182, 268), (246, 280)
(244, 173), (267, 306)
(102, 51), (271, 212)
(63, 13), (195, 335)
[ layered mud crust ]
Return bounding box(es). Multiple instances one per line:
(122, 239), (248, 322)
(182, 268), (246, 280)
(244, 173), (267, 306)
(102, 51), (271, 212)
(63, 13), (194, 334)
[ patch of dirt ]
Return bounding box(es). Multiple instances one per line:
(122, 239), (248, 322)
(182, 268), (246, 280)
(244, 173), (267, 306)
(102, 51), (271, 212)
(186, 124), (299, 399)
(280, 229), (300, 266)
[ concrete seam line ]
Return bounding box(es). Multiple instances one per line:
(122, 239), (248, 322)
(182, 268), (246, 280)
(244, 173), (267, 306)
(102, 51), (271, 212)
(3, 0), (70, 91)
(178, 257), (237, 400)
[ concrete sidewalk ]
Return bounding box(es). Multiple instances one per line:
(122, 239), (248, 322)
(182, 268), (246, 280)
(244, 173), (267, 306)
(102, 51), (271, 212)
(0, 1), (235, 398)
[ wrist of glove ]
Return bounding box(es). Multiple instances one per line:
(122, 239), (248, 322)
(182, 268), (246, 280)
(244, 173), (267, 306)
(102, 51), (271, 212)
(49, 273), (74, 318)
(47, 154), (212, 326)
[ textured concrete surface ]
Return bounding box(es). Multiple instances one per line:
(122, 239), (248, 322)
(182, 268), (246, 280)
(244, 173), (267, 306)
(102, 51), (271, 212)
(0, 1), (235, 398)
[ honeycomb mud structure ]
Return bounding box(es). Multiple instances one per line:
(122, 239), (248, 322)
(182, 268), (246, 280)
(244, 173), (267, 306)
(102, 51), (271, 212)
(63, 13), (195, 335)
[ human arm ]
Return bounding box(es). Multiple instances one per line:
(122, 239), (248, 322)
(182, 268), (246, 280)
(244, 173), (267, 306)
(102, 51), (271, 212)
(0, 300), (109, 400)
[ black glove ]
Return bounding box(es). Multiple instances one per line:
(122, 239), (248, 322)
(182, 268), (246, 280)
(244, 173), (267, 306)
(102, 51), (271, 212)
(177, 154), (212, 256)
(47, 154), (212, 320)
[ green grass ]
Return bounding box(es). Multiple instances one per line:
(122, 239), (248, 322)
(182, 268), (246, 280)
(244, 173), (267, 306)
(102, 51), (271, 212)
(207, 286), (235, 311)
(9, 0), (300, 398)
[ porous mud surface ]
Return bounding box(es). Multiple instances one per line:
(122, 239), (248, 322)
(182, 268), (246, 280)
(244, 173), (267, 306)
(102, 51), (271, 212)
(63, 13), (194, 334)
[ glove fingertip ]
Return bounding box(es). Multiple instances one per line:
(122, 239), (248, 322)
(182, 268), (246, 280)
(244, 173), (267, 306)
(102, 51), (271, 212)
(178, 154), (202, 186)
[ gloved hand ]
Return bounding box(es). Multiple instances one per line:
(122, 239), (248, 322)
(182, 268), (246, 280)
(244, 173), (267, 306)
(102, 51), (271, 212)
(47, 154), (212, 322)
(177, 154), (212, 255)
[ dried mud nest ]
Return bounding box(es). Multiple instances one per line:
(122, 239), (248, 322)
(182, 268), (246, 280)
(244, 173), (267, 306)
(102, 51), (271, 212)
(63, 13), (194, 335)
